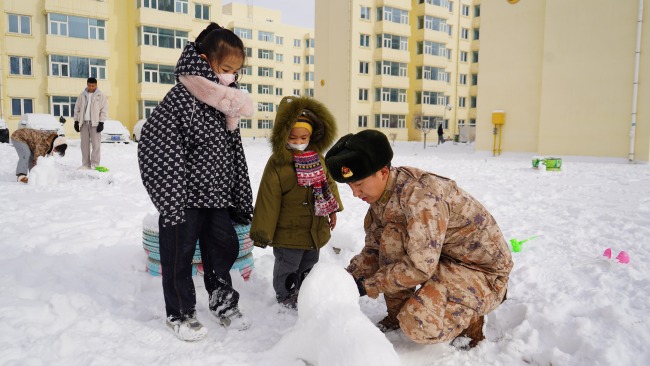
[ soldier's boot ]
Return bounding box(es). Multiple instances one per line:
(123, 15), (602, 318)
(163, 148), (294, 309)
(453, 315), (485, 349)
(377, 314), (401, 333)
(377, 294), (408, 333)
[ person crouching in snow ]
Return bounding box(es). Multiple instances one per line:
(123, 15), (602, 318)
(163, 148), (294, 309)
(138, 22), (254, 341)
(250, 96), (343, 310)
(325, 130), (513, 348)
(11, 129), (67, 183)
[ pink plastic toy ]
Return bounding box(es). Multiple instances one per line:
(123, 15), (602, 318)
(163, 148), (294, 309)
(616, 251), (630, 264)
(603, 248), (612, 259)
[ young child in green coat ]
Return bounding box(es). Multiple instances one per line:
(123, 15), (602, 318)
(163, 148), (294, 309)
(250, 96), (343, 309)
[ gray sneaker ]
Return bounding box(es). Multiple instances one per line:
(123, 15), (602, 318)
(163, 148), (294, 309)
(165, 316), (208, 341)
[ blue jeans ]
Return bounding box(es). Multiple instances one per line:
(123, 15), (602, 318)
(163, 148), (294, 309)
(158, 208), (239, 320)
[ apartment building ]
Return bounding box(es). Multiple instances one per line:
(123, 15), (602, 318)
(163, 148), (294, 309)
(0, 0), (314, 138)
(315, 0), (480, 143)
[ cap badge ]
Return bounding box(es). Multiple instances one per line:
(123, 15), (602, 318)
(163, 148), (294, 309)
(342, 166), (353, 178)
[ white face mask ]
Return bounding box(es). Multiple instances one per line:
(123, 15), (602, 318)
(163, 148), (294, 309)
(217, 73), (236, 86)
(287, 143), (309, 151)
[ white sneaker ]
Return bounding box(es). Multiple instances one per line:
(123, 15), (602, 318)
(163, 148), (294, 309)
(77, 165), (91, 170)
(212, 308), (251, 331)
(165, 316), (208, 341)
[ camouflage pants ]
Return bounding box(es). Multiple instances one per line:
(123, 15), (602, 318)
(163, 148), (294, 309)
(395, 259), (508, 344)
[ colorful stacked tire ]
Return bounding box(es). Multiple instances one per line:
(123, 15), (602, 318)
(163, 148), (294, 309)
(142, 213), (255, 280)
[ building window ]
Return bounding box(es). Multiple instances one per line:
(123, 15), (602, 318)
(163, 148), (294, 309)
(11, 98), (33, 116)
(258, 119), (273, 129)
(241, 65), (252, 76)
(416, 66), (449, 82)
(175, 0), (189, 14)
(358, 89), (368, 101)
(50, 55), (107, 79)
(140, 26), (188, 49)
(374, 114), (405, 128)
(459, 74), (467, 85)
(139, 100), (159, 119)
(472, 51), (479, 63)
(8, 14), (31, 35)
(360, 34), (370, 47)
(306, 38), (315, 48)
(305, 55), (314, 64)
(142, 64), (174, 84)
(418, 15), (448, 33)
(473, 28), (480, 40)
(293, 56), (301, 64)
(460, 51), (468, 62)
(258, 67), (273, 77)
(458, 96), (466, 108)
(377, 7), (409, 24)
(416, 91), (446, 105)
(461, 4), (470, 16)
(275, 87), (283, 96)
(293, 72), (300, 81)
(275, 53), (283, 62)
(293, 39), (301, 47)
(259, 31), (274, 42)
(377, 34), (408, 51)
(258, 49), (274, 60)
(475, 5), (481, 17)
(194, 4), (210, 20)
(292, 89), (301, 96)
(419, 0), (451, 9)
(234, 28), (252, 39)
(276, 36), (283, 45)
(458, 119), (466, 126)
(376, 61), (408, 77)
(471, 74), (478, 85)
(239, 83), (252, 93)
(461, 28), (469, 40)
(471, 96), (477, 108)
(51, 96), (77, 117)
(359, 61), (369, 74)
(358, 115), (368, 128)
(258, 84), (273, 95)
(305, 72), (314, 81)
(48, 13), (106, 40)
(417, 41), (448, 58)
(239, 119), (251, 129)
(375, 88), (406, 103)
(258, 102), (274, 112)
(305, 88), (314, 97)
(361, 6), (371, 20)
(275, 70), (283, 79)
(9, 56), (32, 76)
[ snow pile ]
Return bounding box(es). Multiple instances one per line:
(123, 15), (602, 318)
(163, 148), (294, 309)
(28, 155), (58, 186)
(264, 263), (400, 366)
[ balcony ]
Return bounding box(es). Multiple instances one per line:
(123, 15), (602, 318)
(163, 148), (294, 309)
(373, 48), (410, 64)
(45, 35), (111, 59)
(374, 21), (411, 38)
(136, 7), (192, 31)
(47, 76), (112, 97)
(45, 0), (109, 19)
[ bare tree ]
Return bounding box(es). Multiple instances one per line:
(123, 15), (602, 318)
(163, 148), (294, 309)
(414, 113), (431, 149)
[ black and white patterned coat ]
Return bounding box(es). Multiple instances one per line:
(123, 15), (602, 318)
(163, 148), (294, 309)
(138, 42), (253, 227)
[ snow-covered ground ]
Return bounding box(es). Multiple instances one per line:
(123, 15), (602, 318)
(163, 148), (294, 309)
(1, 138), (649, 365)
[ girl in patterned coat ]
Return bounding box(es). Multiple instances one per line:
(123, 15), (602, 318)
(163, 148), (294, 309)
(138, 23), (253, 341)
(250, 96), (343, 309)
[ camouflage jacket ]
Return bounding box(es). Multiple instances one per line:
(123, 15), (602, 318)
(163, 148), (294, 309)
(11, 129), (58, 163)
(348, 167), (513, 297)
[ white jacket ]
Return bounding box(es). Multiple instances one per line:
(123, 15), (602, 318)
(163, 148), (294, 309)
(74, 88), (108, 126)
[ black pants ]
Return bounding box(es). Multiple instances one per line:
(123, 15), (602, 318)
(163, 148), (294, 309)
(272, 247), (319, 300)
(158, 208), (239, 320)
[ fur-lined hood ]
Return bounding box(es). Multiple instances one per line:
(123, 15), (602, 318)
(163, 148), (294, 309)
(270, 96), (337, 164)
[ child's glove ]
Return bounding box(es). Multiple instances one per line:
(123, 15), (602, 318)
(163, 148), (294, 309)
(228, 207), (251, 225)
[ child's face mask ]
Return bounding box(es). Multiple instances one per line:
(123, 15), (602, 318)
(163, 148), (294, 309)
(287, 143), (309, 151)
(217, 73), (237, 86)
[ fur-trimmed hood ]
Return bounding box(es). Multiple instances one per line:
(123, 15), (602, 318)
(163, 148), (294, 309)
(270, 96), (337, 164)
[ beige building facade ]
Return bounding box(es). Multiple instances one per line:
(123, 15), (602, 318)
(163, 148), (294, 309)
(477, 0), (649, 162)
(315, 0), (480, 144)
(0, 0), (314, 138)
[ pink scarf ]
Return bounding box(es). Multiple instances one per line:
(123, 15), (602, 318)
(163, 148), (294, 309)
(293, 151), (339, 217)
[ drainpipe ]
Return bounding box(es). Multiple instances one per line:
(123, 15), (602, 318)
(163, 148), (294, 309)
(0, 51), (4, 119)
(629, 0), (644, 162)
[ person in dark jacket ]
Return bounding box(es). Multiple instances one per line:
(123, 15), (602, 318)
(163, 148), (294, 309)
(437, 123), (445, 145)
(250, 96), (343, 309)
(138, 22), (253, 341)
(11, 128), (67, 183)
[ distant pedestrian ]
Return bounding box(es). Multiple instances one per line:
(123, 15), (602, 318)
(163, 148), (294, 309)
(11, 128), (67, 183)
(437, 123), (444, 145)
(74, 77), (107, 169)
